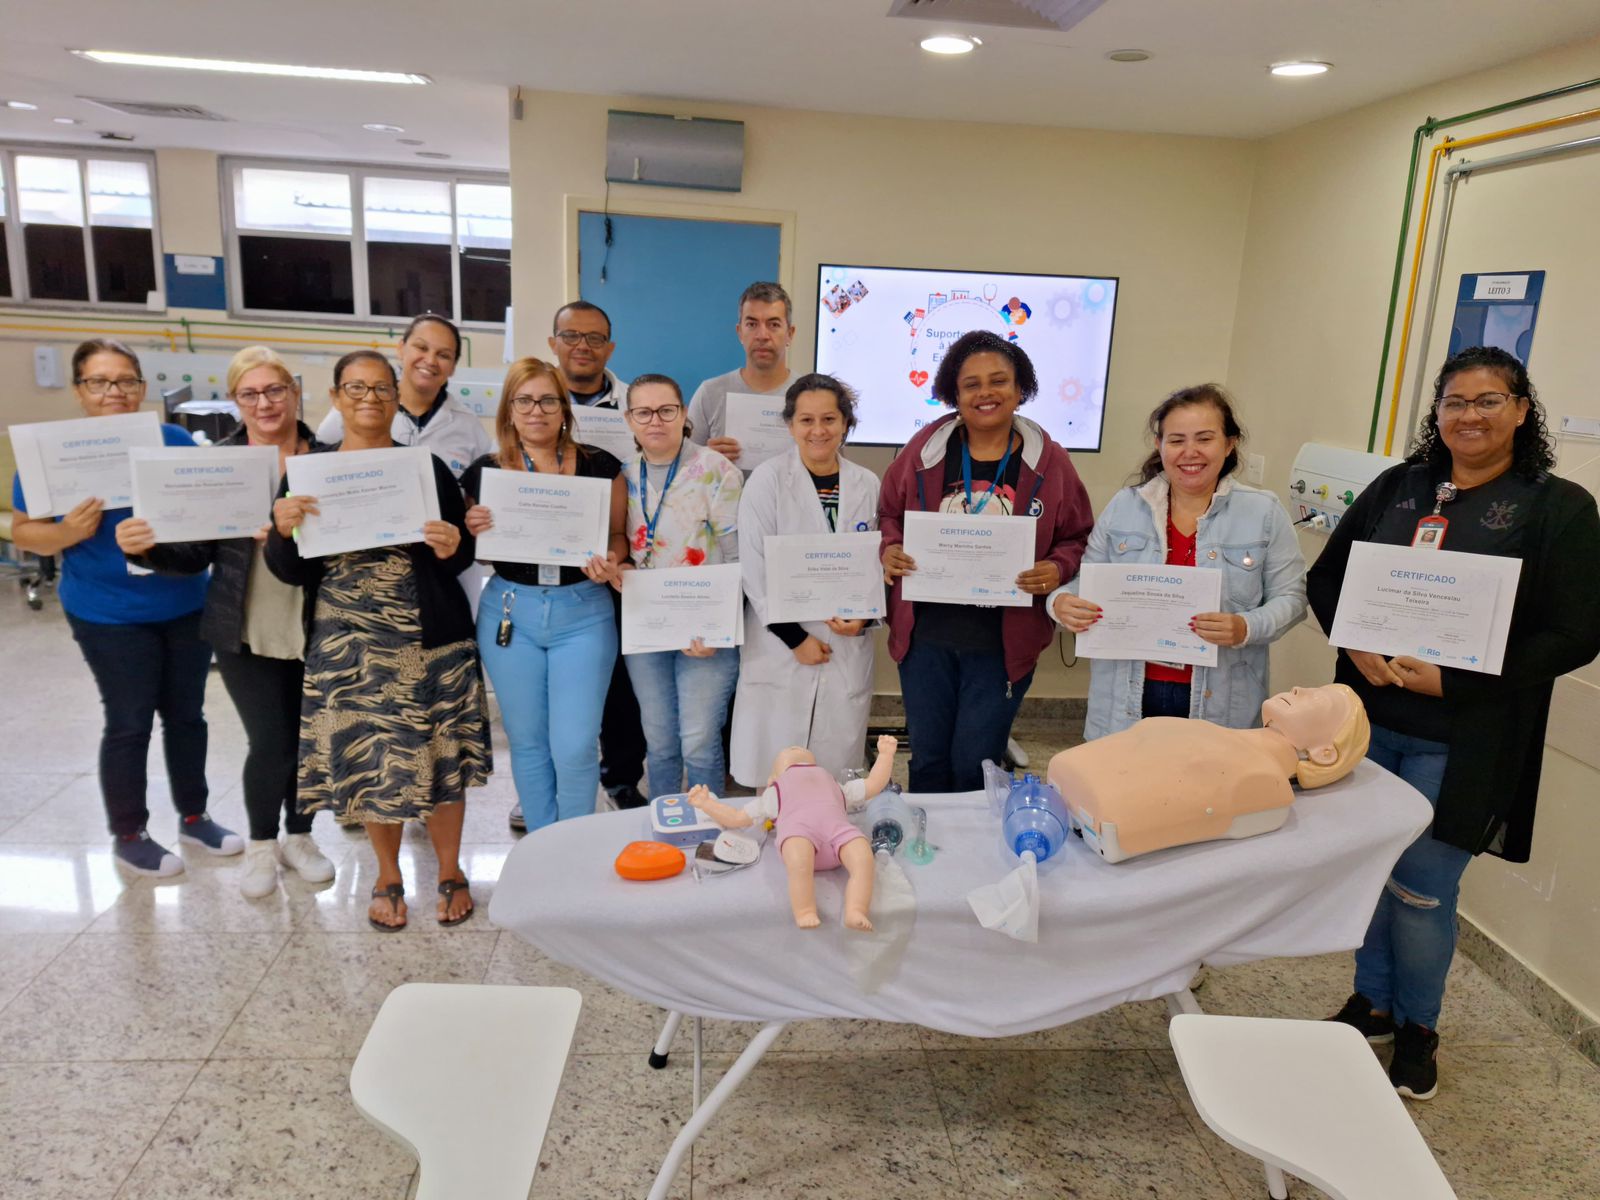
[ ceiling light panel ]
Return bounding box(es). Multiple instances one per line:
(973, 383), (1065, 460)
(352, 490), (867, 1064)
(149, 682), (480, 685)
(71, 49), (430, 85)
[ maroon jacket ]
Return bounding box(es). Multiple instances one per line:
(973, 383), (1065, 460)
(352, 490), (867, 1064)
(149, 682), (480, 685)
(878, 412), (1094, 683)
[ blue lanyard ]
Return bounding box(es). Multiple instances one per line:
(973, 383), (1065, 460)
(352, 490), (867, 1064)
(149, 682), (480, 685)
(521, 448), (562, 473)
(962, 434), (1015, 515)
(639, 451), (682, 563)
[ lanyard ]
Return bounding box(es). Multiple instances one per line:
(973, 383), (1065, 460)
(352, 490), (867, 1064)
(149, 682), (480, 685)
(962, 433), (1015, 515)
(521, 447), (563, 472)
(639, 451), (682, 564)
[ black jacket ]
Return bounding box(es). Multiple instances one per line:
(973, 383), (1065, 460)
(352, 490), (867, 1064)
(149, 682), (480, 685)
(263, 444), (478, 650)
(135, 422), (324, 654)
(1307, 461), (1600, 860)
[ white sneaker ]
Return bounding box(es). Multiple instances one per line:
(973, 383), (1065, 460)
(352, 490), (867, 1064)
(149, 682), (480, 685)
(280, 833), (336, 883)
(239, 840), (280, 899)
(1007, 736), (1030, 768)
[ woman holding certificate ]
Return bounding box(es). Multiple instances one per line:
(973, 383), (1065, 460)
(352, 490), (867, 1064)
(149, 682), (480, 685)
(460, 358), (628, 832)
(10, 339), (242, 878)
(620, 374), (744, 798)
(879, 331), (1094, 793)
(1048, 384), (1306, 737)
(1308, 346), (1600, 1100)
(729, 373), (881, 786)
(268, 350), (493, 931)
(117, 346), (336, 899)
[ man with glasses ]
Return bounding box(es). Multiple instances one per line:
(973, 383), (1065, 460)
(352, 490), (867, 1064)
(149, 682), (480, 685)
(548, 301), (626, 408)
(687, 281), (796, 473)
(542, 300), (649, 811)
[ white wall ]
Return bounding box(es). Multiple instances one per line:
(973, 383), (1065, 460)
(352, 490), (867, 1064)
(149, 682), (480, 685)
(508, 90), (1260, 697)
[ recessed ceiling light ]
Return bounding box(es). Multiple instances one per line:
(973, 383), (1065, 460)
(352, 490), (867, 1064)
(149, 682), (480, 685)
(362, 122), (404, 133)
(1106, 49), (1151, 63)
(415, 150), (451, 159)
(396, 137), (424, 146)
(1270, 61), (1331, 77)
(71, 49), (430, 85)
(53, 116), (81, 125)
(920, 35), (978, 55)
(5, 99), (39, 110)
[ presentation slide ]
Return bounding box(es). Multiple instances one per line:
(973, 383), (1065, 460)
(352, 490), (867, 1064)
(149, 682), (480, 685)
(814, 264), (1117, 450)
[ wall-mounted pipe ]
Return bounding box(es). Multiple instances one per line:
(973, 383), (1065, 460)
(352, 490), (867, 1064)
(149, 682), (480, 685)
(1381, 105), (1600, 454)
(1367, 75), (1600, 452)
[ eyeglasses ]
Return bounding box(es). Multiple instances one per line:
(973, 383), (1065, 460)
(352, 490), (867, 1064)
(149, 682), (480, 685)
(510, 394), (562, 414)
(78, 376), (145, 395)
(553, 330), (611, 348)
(626, 404), (682, 425)
(234, 384), (293, 407)
(337, 381), (398, 402)
(1436, 392), (1514, 417)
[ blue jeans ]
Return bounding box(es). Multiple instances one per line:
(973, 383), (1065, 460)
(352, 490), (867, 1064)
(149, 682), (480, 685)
(625, 646), (739, 798)
(898, 638), (1033, 793)
(477, 576), (617, 831)
(1353, 724), (1473, 1030)
(1141, 678), (1191, 719)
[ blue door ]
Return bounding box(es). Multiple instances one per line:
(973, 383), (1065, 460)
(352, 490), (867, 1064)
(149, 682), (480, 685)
(578, 212), (782, 395)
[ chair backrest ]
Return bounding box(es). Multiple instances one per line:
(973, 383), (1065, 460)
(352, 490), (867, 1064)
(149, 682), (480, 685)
(0, 433), (16, 515)
(350, 983), (582, 1200)
(1169, 1013), (1457, 1200)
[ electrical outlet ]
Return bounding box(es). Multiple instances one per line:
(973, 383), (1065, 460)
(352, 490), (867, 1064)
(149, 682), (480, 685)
(1245, 453), (1265, 484)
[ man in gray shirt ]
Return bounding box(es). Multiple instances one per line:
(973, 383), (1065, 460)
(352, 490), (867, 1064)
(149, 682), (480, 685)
(686, 280), (796, 469)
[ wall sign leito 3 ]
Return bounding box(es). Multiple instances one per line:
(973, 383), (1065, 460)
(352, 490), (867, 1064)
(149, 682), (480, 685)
(813, 264), (1118, 450)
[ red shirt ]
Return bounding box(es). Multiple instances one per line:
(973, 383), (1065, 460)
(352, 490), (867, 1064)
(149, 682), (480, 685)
(1145, 515), (1197, 684)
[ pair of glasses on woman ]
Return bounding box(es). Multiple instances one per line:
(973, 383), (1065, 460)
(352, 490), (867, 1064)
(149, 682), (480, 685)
(1436, 392), (1517, 417)
(78, 376), (146, 396)
(337, 381), (398, 402)
(626, 404), (682, 425)
(233, 384), (294, 407)
(510, 394), (562, 414)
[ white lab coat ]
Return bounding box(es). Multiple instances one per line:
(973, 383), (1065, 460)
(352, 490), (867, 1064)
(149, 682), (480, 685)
(730, 448), (881, 787)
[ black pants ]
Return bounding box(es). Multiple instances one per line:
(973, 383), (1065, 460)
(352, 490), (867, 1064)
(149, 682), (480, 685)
(897, 637), (1033, 794)
(598, 587), (647, 792)
(215, 645), (312, 841)
(68, 610), (211, 837)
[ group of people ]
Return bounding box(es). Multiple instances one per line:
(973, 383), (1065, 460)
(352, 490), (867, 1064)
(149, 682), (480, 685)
(11, 282), (1598, 1101)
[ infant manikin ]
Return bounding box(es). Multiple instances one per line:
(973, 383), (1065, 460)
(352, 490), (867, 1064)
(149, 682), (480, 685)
(689, 735), (897, 931)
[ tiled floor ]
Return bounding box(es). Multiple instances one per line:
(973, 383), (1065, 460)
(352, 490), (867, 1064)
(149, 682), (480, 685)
(2, 588), (1598, 1198)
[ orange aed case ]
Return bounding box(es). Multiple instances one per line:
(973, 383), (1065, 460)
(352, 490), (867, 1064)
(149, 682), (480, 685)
(615, 841), (686, 881)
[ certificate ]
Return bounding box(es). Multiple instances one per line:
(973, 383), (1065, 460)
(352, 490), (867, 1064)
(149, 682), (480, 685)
(570, 406), (638, 461)
(724, 392), (790, 471)
(900, 511), (1036, 608)
(1329, 543), (1521, 674)
(284, 446), (440, 558)
(622, 563), (744, 654)
(10, 411), (164, 516)
(764, 532), (886, 622)
(473, 467), (610, 567)
(130, 446), (280, 543)
(1072, 563), (1224, 668)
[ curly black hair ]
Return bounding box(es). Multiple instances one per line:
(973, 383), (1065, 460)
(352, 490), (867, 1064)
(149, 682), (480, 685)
(1406, 345), (1555, 479)
(931, 330), (1039, 407)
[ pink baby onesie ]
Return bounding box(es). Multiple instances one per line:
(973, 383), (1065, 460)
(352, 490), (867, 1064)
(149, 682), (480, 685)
(772, 764), (867, 871)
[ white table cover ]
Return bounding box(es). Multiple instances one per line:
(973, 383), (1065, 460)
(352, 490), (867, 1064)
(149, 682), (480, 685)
(489, 760), (1432, 1038)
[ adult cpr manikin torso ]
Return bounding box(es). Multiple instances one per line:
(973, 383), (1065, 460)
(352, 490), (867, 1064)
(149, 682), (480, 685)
(730, 448), (881, 787)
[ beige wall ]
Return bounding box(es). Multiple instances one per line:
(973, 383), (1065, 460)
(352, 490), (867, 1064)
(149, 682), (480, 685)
(509, 90), (1260, 697)
(1226, 33), (1600, 1020)
(1, 147), (504, 432)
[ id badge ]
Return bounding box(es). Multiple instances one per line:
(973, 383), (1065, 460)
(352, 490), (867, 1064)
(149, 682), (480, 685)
(1411, 515), (1448, 549)
(539, 563), (561, 586)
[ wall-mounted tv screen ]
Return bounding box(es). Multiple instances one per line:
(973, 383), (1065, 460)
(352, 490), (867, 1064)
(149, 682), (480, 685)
(813, 264), (1117, 451)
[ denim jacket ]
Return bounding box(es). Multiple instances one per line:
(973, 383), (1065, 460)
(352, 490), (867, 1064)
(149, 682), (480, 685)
(1049, 474), (1307, 739)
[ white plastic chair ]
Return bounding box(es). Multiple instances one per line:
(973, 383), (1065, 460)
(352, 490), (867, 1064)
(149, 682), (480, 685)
(351, 983), (582, 1200)
(1168, 1013), (1457, 1200)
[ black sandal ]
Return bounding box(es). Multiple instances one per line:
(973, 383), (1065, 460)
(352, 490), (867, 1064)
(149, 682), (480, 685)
(368, 882), (407, 932)
(437, 876), (475, 927)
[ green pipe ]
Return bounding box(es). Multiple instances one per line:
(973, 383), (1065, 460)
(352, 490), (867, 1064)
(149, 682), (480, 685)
(1368, 74), (1600, 451)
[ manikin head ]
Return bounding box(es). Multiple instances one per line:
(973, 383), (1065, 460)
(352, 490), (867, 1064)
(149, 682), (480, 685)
(769, 745), (817, 785)
(1260, 684), (1370, 788)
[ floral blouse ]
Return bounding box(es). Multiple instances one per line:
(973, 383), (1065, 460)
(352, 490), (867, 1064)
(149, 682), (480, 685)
(623, 440), (742, 568)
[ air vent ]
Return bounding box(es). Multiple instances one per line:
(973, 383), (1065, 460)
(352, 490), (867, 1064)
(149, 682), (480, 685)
(79, 97), (231, 121)
(887, 0), (1106, 33)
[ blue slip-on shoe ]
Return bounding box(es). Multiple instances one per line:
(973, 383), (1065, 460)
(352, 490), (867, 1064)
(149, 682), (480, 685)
(113, 831), (185, 877)
(178, 813), (245, 856)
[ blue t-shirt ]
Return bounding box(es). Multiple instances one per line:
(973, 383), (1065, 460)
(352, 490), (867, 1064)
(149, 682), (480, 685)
(11, 423), (209, 625)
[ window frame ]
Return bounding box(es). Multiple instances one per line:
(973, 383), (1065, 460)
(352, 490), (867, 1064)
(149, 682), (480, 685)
(0, 143), (165, 311)
(221, 155), (510, 331)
